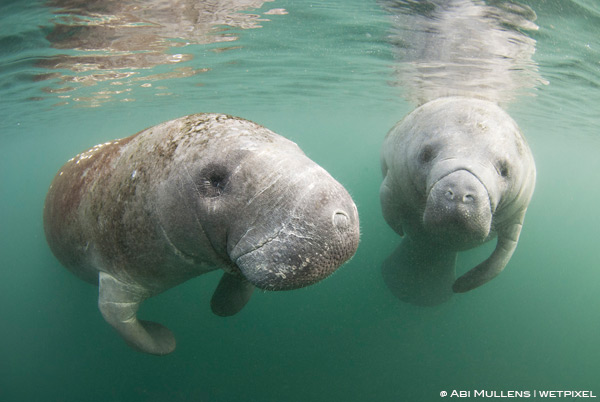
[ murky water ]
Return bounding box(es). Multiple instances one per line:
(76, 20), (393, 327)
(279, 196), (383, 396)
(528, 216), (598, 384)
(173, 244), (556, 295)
(1, 0), (599, 401)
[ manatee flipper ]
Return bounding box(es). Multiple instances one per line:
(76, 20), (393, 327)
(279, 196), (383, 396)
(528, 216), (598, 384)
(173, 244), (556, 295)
(98, 272), (176, 355)
(379, 175), (405, 237)
(382, 237), (457, 306)
(453, 219), (524, 293)
(210, 272), (255, 317)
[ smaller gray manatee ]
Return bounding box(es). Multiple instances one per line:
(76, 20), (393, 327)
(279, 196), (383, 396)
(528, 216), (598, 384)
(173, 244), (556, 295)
(380, 97), (535, 305)
(44, 113), (360, 355)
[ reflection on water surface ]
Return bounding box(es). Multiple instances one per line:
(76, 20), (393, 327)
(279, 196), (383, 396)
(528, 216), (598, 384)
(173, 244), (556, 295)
(38, 0), (287, 106)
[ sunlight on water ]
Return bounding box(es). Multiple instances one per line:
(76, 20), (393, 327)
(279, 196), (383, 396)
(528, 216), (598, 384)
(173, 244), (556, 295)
(37, 0), (283, 106)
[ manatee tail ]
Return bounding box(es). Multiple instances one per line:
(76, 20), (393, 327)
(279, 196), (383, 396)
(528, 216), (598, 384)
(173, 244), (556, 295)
(382, 237), (457, 306)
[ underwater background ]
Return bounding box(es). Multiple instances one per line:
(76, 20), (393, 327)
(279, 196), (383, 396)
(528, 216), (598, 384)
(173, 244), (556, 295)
(1, 0), (599, 401)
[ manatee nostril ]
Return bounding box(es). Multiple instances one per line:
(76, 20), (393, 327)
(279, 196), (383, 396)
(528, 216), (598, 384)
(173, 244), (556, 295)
(463, 194), (475, 203)
(445, 189), (454, 200)
(332, 210), (350, 229)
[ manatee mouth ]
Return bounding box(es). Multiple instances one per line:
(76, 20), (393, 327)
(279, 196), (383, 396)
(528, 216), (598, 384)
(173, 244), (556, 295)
(230, 209), (359, 291)
(228, 223), (285, 264)
(423, 169), (493, 247)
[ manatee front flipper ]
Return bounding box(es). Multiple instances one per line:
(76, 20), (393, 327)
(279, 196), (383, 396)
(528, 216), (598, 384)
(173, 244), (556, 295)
(453, 219), (524, 293)
(382, 237), (457, 306)
(210, 272), (255, 317)
(98, 272), (176, 355)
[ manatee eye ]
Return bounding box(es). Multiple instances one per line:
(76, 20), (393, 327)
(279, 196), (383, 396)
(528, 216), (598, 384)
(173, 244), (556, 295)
(497, 160), (510, 178)
(418, 144), (436, 163)
(196, 164), (230, 197)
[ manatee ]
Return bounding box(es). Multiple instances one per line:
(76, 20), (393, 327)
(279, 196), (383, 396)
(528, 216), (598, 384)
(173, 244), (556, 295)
(380, 97), (535, 305)
(44, 113), (360, 355)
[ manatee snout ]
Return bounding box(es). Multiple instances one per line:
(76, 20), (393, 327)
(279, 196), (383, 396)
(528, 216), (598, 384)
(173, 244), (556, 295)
(423, 170), (492, 247)
(235, 191), (359, 291)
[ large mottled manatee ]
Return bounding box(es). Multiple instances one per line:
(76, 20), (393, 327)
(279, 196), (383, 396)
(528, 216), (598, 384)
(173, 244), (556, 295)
(44, 113), (360, 355)
(380, 97), (535, 305)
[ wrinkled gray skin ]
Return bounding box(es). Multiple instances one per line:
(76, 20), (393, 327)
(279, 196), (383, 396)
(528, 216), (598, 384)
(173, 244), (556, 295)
(44, 114), (360, 355)
(380, 97), (535, 305)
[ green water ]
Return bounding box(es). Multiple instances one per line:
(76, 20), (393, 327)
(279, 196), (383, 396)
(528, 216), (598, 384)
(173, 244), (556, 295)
(1, 0), (599, 401)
